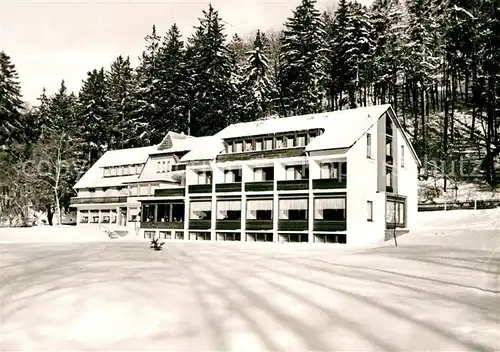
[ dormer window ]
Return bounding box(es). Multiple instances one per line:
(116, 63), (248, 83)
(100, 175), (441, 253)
(276, 137), (285, 149)
(235, 142), (243, 153)
(244, 140), (253, 152)
(255, 140), (262, 151)
(286, 136), (294, 148)
(297, 136), (306, 147)
(264, 139), (273, 150)
(227, 142), (233, 153)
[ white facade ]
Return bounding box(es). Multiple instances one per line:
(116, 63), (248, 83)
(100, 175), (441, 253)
(71, 106), (420, 245)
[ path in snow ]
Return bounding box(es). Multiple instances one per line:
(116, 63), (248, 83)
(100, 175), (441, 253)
(1, 224), (499, 351)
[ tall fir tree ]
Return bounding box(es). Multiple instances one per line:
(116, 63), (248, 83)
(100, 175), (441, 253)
(279, 0), (326, 116)
(107, 55), (145, 148)
(0, 51), (24, 150)
(243, 30), (278, 120)
(135, 25), (163, 144)
(155, 24), (190, 136)
(185, 4), (237, 136)
(77, 68), (111, 164)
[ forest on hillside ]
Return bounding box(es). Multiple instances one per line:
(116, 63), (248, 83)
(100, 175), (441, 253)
(0, 0), (499, 223)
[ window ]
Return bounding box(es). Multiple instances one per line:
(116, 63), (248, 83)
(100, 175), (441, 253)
(111, 209), (117, 224)
(103, 168), (111, 177)
(367, 133), (372, 158)
(386, 169), (393, 188)
(401, 145), (405, 167)
(320, 162), (346, 179)
(247, 199), (273, 220)
(142, 204), (155, 222)
(156, 204), (169, 222)
(286, 136), (294, 148)
(386, 199), (405, 227)
(367, 201), (373, 221)
(190, 201), (212, 220)
(227, 142), (233, 153)
(150, 184), (159, 196)
(255, 140), (262, 151)
(235, 142), (243, 153)
(90, 210), (99, 223)
(171, 203), (185, 222)
(217, 200), (241, 220)
(279, 198), (308, 220)
(297, 136), (306, 147)
(276, 138), (285, 149)
(80, 210), (89, 223)
(254, 167), (274, 181)
(129, 186), (138, 197)
(314, 197), (346, 221)
(386, 141), (392, 156)
(245, 140), (253, 152)
(140, 184), (149, 196)
(264, 139), (273, 150)
(224, 169), (242, 183)
(285, 165), (309, 180)
(157, 161), (161, 173)
(101, 209), (110, 224)
(197, 171), (212, 185)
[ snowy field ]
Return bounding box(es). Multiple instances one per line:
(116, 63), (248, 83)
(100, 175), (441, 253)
(1, 210), (499, 351)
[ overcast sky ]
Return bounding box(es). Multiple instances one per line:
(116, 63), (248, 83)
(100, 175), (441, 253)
(2, 0), (372, 106)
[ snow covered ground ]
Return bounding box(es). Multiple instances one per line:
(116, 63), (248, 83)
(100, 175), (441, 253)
(1, 210), (499, 351)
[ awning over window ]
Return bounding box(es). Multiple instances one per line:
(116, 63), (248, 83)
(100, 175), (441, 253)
(279, 198), (308, 210)
(190, 201), (212, 211)
(217, 200), (241, 211)
(247, 199), (273, 211)
(314, 197), (345, 210)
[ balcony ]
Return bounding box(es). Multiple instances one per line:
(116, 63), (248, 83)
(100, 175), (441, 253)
(217, 148), (305, 162)
(215, 183), (242, 193)
(278, 220), (308, 231)
(189, 219), (211, 230)
(171, 164), (186, 172)
(386, 155), (393, 165)
(141, 221), (184, 229)
(70, 196), (127, 205)
(312, 179), (347, 190)
(277, 179), (309, 191)
(188, 184), (212, 194)
(313, 220), (346, 232)
(245, 181), (274, 192)
(246, 219), (273, 230)
(155, 188), (185, 197)
(216, 220), (241, 230)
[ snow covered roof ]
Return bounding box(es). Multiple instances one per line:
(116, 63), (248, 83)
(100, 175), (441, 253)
(150, 131), (213, 155)
(181, 105), (392, 162)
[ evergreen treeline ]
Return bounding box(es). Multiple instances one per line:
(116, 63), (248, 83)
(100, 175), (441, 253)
(0, 0), (499, 223)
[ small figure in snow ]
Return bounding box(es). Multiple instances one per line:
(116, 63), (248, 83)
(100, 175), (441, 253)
(150, 237), (165, 251)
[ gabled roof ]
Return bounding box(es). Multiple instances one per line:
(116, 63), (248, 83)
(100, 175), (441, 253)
(181, 105), (393, 162)
(150, 131), (213, 155)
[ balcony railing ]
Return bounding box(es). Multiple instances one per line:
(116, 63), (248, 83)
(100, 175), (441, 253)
(278, 219), (308, 231)
(277, 179), (309, 191)
(312, 179), (347, 190)
(171, 164), (186, 172)
(155, 188), (185, 197)
(141, 221), (184, 229)
(189, 219), (211, 230)
(313, 220), (346, 232)
(215, 219), (241, 230)
(217, 148), (305, 162)
(215, 183), (242, 193)
(188, 184), (212, 194)
(70, 196), (127, 205)
(246, 219), (273, 230)
(245, 181), (274, 192)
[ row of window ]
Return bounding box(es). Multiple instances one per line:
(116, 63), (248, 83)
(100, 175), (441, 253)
(79, 209), (117, 224)
(366, 133), (405, 167)
(103, 164), (143, 178)
(143, 231), (346, 244)
(196, 163), (347, 185)
(224, 130), (323, 154)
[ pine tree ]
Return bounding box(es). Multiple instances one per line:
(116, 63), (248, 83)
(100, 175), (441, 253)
(135, 25), (163, 144)
(77, 68), (111, 164)
(155, 24), (190, 136)
(107, 55), (144, 148)
(243, 30), (278, 120)
(0, 51), (24, 150)
(185, 4), (237, 136)
(48, 80), (78, 134)
(279, 0), (326, 116)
